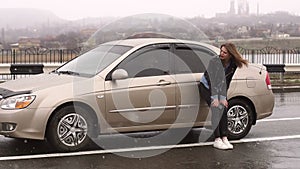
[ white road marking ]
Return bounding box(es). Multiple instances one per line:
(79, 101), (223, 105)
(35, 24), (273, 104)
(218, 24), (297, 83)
(258, 117), (300, 122)
(1, 117), (300, 161)
(1, 135), (300, 161)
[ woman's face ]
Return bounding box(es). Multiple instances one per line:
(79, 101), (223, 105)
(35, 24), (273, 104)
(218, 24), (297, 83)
(219, 46), (231, 61)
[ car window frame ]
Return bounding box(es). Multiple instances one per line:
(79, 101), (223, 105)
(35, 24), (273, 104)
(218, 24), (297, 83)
(171, 43), (217, 74)
(106, 43), (172, 81)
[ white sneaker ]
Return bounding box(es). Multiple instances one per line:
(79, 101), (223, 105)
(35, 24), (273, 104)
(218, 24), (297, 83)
(222, 138), (233, 149)
(213, 139), (229, 150)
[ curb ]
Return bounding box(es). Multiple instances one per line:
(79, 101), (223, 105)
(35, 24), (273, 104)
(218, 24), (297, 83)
(272, 86), (300, 93)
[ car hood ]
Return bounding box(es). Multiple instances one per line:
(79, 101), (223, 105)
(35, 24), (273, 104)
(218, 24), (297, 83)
(0, 73), (85, 93)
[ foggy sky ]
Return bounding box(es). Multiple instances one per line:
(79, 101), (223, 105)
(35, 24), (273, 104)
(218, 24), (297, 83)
(1, 0), (299, 20)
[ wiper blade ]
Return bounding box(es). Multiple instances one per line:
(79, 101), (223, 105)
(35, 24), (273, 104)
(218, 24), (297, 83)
(56, 70), (80, 76)
(51, 70), (59, 74)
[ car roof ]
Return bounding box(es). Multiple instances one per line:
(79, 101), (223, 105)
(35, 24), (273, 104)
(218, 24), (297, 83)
(103, 38), (218, 50)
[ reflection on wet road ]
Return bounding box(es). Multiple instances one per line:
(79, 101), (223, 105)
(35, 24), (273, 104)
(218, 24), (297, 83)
(0, 92), (300, 168)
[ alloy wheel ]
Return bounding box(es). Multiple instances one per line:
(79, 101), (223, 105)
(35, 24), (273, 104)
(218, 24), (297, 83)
(57, 113), (88, 147)
(227, 105), (249, 135)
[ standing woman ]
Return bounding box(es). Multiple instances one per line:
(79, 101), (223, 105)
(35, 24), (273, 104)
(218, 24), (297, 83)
(200, 42), (248, 150)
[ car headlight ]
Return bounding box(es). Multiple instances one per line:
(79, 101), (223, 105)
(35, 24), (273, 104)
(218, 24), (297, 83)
(1, 95), (36, 110)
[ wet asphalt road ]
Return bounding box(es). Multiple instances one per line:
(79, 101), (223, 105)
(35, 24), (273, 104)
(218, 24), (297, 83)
(0, 92), (300, 169)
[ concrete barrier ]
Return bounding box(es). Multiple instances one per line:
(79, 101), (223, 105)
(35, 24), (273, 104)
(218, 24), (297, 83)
(0, 63), (62, 75)
(285, 64), (300, 72)
(263, 64), (285, 73)
(0, 64), (11, 74)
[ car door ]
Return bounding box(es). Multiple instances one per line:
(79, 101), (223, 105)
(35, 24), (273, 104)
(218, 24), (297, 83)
(104, 44), (176, 131)
(172, 43), (216, 126)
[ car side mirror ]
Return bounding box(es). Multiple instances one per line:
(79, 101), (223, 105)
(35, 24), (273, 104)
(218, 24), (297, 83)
(111, 69), (128, 80)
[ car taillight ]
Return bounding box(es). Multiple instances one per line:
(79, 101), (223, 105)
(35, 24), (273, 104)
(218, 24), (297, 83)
(265, 72), (272, 90)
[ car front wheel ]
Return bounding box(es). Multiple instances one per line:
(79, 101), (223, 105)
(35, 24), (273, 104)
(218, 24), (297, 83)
(47, 105), (94, 152)
(227, 99), (254, 140)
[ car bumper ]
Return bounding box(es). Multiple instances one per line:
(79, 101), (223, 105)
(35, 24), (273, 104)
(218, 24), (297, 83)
(0, 107), (52, 140)
(252, 92), (275, 120)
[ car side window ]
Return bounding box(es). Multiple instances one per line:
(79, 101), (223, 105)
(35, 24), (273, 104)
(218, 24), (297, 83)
(174, 44), (216, 74)
(117, 44), (171, 78)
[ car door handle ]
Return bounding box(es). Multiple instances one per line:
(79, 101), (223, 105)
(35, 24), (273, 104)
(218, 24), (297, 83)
(157, 80), (171, 86)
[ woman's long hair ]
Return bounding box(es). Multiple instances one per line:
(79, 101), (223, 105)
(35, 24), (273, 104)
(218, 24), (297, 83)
(221, 42), (248, 68)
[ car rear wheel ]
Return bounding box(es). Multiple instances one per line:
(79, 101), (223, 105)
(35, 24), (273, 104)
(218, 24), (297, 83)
(227, 99), (254, 140)
(47, 105), (94, 152)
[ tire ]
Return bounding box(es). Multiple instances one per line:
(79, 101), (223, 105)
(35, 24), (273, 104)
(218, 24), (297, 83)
(227, 99), (254, 140)
(47, 105), (94, 152)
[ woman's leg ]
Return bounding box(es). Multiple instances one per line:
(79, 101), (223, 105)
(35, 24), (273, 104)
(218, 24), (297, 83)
(199, 83), (229, 149)
(219, 107), (228, 137)
(211, 106), (222, 138)
(220, 106), (233, 149)
(211, 106), (229, 149)
(200, 83), (223, 138)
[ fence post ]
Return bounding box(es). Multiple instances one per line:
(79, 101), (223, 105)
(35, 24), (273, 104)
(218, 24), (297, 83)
(251, 49), (255, 63)
(280, 50), (286, 82)
(12, 49), (16, 64)
(282, 49), (286, 64)
(59, 49), (63, 63)
(12, 49), (16, 79)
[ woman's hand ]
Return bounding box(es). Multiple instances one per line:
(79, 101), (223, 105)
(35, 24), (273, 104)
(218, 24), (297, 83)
(220, 99), (228, 108)
(211, 99), (220, 107)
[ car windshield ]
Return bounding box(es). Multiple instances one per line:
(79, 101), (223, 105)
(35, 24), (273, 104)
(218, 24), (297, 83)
(55, 45), (132, 77)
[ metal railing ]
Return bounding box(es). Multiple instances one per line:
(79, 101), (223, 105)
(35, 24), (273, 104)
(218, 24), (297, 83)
(0, 46), (300, 81)
(1, 46), (299, 65)
(0, 47), (80, 64)
(237, 46), (300, 65)
(237, 46), (300, 83)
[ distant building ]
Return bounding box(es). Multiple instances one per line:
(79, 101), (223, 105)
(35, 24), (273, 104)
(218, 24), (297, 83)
(237, 26), (249, 34)
(215, 36), (225, 43)
(18, 37), (41, 49)
(9, 37), (42, 50)
(41, 36), (61, 49)
(216, 0), (250, 17)
(10, 43), (19, 51)
(80, 28), (98, 38)
(256, 3), (260, 16)
(272, 32), (290, 39)
(237, 0), (249, 16)
(1, 28), (4, 45)
(228, 0), (236, 15)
